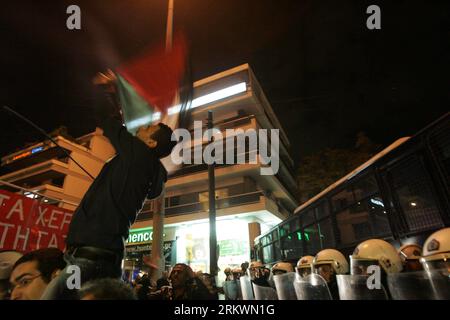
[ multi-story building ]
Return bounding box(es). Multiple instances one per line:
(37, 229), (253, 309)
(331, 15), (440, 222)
(0, 64), (298, 275)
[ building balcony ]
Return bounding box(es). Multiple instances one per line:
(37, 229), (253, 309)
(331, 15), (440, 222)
(134, 190), (289, 228)
(0, 159), (69, 187)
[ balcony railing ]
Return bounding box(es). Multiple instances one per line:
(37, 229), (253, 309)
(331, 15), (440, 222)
(136, 190), (264, 221)
(0, 179), (78, 207)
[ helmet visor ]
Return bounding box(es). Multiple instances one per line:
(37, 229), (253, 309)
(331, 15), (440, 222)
(296, 265), (312, 278)
(422, 259), (450, 273)
(272, 269), (288, 276)
(248, 266), (270, 281)
(350, 258), (380, 275)
(313, 263), (335, 283)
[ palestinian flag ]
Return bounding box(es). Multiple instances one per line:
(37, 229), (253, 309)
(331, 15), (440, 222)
(115, 33), (192, 134)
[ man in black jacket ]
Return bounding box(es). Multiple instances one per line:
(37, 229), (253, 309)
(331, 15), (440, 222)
(41, 73), (176, 299)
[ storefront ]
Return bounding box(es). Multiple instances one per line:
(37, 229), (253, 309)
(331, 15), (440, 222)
(124, 216), (271, 282)
(123, 226), (177, 281)
(175, 217), (254, 275)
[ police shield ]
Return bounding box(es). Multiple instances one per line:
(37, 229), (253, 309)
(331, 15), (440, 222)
(426, 269), (450, 300)
(273, 272), (297, 300)
(387, 269), (450, 300)
(239, 275), (254, 300)
(253, 283), (279, 300)
(293, 273), (333, 300)
(336, 274), (388, 300)
(223, 280), (239, 300)
(236, 278), (243, 300)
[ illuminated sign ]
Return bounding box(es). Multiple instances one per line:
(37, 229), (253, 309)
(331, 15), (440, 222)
(10, 146), (45, 162)
(126, 227), (167, 245)
(12, 151), (31, 161)
(32, 146), (44, 154)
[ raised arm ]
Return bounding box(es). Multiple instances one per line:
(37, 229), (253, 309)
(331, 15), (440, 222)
(93, 70), (134, 158)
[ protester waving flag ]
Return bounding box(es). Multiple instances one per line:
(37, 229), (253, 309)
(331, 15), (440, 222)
(115, 32), (192, 134)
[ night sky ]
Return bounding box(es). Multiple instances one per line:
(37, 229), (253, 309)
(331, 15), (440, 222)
(1, 0), (449, 166)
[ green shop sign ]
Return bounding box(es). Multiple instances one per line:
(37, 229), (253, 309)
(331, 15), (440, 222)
(126, 227), (169, 245)
(218, 239), (246, 256)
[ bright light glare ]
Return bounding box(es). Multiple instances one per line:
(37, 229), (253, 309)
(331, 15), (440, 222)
(24, 192), (38, 199)
(151, 82), (247, 122)
(192, 82), (247, 109)
(410, 202), (417, 207)
(127, 114), (153, 131)
(370, 198), (384, 207)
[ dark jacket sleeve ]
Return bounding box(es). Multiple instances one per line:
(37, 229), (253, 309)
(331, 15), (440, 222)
(146, 161), (168, 200)
(100, 117), (135, 160)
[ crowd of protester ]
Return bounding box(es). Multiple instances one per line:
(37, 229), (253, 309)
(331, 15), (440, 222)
(0, 227), (448, 300)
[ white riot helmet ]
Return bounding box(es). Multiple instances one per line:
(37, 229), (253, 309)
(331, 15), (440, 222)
(0, 251), (23, 280)
(296, 255), (314, 278)
(420, 227), (450, 271)
(249, 261), (263, 269)
(231, 267), (242, 280)
(399, 244), (422, 261)
(313, 249), (349, 275)
(247, 261), (265, 280)
(271, 262), (294, 275)
(351, 239), (403, 274)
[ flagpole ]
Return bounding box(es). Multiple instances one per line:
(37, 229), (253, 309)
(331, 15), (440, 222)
(165, 0), (174, 52)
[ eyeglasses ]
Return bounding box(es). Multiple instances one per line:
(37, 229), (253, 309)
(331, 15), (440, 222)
(10, 274), (42, 292)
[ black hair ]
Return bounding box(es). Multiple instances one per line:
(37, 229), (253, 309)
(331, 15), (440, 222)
(150, 123), (177, 158)
(79, 278), (136, 300)
(12, 248), (66, 283)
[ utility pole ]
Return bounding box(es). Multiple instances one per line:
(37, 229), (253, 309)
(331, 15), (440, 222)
(207, 111), (218, 276)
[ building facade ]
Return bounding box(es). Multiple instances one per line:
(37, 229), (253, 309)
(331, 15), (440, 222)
(0, 64), (298, 277)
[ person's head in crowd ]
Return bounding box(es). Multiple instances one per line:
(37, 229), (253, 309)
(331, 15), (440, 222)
(224, 267), (232, 279)
(0, 251), (23, 300)
(421, 227), (450, 273)
(399, 243), (423, 272)
(241, 261), (249, 274)
(156, 277), (170, 290)
(9, 248), (66, 300)
(169, 263), (194, 289)
(136, 123), (177, 158)
(79, 278), (137, 300)
(136, 274), (152, 299)
(271, 261), (294, 276)
(296, 255), (314, 278)
(231, 267), (242, 280)
(313, 249), (349, 284)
